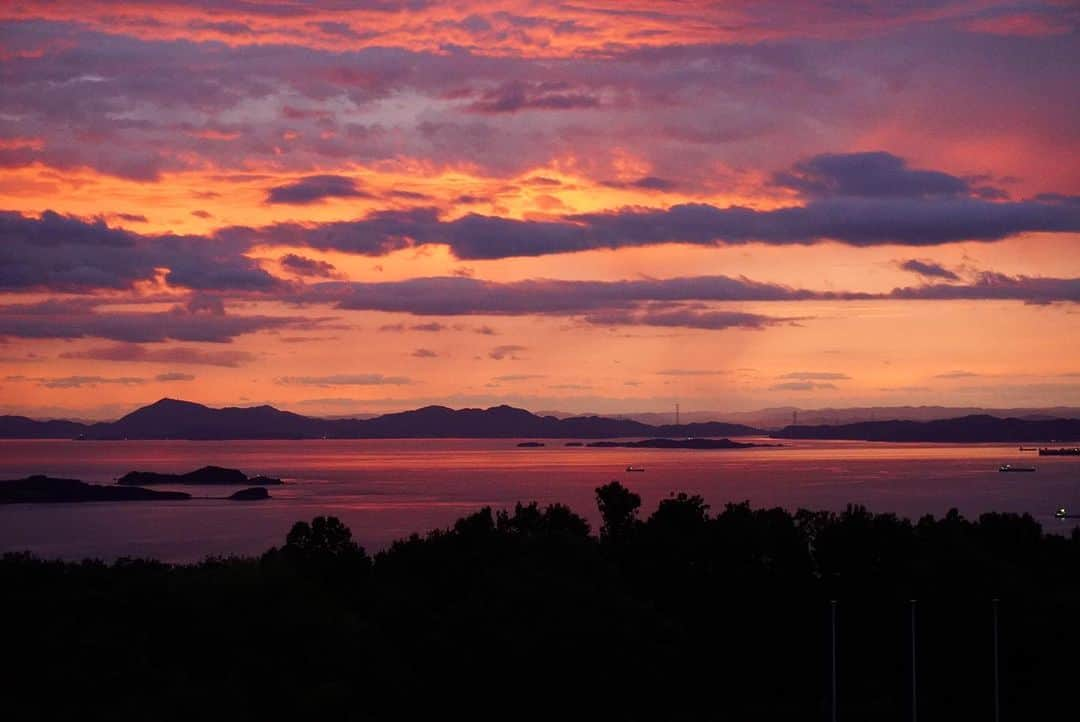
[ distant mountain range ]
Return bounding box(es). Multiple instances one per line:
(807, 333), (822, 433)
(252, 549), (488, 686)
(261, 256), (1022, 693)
(773, 415), (1080, 443)
(0, 398), (761, 440)
(542, 405), (1080, 429)
(4, 399), (1079, 443)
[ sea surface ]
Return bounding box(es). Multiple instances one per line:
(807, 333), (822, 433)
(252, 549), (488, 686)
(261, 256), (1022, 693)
(1, 438), (1078, 562)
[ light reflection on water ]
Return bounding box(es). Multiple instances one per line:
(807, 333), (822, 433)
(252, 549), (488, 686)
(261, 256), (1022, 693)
(1, 438), (1077, 562)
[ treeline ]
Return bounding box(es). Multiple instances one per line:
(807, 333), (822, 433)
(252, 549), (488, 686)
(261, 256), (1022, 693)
(3, 483), (1079, 720)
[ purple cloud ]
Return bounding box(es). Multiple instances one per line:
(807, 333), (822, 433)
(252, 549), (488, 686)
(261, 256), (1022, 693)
(779, 371), (851, 380)
(275, 374), (412, 386)
(775, 152), (973, 198)
(243, 193), (1080, 260)
(60, 343), (256, 367)
(266, 175), (372, 205)
(466, 81), (601, 113)
(0, 298), (318, 343)
(582, 307), (796, 331)
(280, 253), (341, 278)
(489, 345), (526, 360)
(155, 372), (196, 381)
(899, 259), (961, 281)
(0, 210), (280, 293)
(769, 381), (838, 391)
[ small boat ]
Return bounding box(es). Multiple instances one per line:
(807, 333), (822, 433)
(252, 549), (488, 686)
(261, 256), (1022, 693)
(625, 465), (645, 472)
(999, 464), (1036, 472)
(1055, 507), (1069, 519)
(1019, 446), (1038, 451)
(1039, 447), (1080, 456)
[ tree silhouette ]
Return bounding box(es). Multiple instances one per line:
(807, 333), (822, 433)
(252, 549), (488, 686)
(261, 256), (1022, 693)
(285, 515), (361, 557)
(595, 481), (641, 542)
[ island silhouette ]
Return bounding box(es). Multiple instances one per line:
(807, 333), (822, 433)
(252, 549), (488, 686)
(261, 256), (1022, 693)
(1, 467), (276, 504)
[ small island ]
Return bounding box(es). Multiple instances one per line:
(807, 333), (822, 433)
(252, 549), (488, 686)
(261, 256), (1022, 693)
(1, 475), (191, 504)
(228, 487), (272, 501)
(117, 465), (283, 486)
(2, 475), (274, 504)
(585, 438), (778, 449)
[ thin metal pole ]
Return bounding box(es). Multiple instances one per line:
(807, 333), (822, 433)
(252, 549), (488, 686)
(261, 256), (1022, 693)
(831, 599), (837, 722)
(910, 599), (918, 722)
(993, 598), (1000, 722)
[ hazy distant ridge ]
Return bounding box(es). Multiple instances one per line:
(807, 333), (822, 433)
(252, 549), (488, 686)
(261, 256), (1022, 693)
(774, 414), (1080, 442)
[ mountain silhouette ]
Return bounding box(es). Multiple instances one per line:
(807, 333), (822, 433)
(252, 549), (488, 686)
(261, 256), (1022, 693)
(0, 398), (762, 440)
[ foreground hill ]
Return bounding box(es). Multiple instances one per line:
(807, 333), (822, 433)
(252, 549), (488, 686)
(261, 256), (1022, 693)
(2, 488), (1078, 719)
(0, 398), (761, 440)
(774, 414), (1080, 442)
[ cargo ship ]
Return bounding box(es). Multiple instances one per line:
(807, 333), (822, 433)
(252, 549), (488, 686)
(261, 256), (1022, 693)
(1038, 448), (1080, 456)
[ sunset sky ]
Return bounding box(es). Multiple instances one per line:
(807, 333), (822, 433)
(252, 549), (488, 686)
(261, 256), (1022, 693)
(1, 0), (1078, 420)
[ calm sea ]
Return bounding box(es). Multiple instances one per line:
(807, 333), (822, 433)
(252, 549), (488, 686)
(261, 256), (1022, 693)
(1, 438), (1078, 562)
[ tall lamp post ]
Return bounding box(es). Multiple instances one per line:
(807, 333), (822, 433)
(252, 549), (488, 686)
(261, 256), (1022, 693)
(993, 598), (1000, 722)
(910, 599), (918, 722)
(830, 599), (837, 722)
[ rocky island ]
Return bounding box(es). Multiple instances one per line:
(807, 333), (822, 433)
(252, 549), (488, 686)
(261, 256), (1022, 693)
(227, 487), (272, 501)
(1, 475), (274, 504)
(117, 465), (283, 486)
(1, 476), (191, 504)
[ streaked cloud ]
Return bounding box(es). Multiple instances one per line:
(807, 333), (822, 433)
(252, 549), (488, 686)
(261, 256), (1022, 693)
(275, 374), (412, 386)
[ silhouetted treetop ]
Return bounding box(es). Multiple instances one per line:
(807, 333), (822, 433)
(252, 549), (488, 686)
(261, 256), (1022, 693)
(595, 481), (641, 542)
(285, 515), (365, 559)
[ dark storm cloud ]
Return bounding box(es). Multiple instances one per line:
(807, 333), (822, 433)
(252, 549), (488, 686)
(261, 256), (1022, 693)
(220, 208), (435, 257)
(244, 194), (1080, 261)
(0, 210), (281, 293)
(899, 259), (961, 281)
(266, 175), (373, 204)
(60, 343), (256, 367)
(774, 152), (973, 198)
